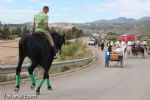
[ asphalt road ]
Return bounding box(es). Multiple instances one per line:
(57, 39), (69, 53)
(0, 47), (150, 100)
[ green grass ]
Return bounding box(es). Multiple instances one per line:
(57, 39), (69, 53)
(148, 39), (150, 49)
(57, 39), (93, 61)
(0, 74), (7, 82)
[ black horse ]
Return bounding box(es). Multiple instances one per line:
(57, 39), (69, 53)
(14, 32), (65, 94)
(132, 45), (145, 58)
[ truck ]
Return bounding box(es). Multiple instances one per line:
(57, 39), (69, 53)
(119, 34), (137, 43)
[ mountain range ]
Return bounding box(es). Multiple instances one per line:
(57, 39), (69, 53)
(74, 17), (150, 35)
(3, 17), (150, 35)
(43, 17), (150, 35)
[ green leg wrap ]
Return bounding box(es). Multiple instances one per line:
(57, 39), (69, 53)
(30, 74), (36, 84)
(38, 79), (45, 88)
(46, 79), (50, 87)
(16, 75), (20, 86)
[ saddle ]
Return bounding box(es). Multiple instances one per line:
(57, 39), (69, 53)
(34, 32), (50, 46)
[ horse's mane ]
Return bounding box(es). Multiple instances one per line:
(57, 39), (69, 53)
(50, 32), (63, 38)
(50, 32), (65, 45)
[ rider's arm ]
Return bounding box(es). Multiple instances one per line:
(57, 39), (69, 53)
(44, 23), (50, 32)
(44, 15), (50, 33)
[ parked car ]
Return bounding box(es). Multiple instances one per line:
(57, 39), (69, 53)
(88, 38), (96, 45)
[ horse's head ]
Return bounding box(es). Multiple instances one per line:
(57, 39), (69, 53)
(61, 34), (65, 45)
(50, 32), (65, 54)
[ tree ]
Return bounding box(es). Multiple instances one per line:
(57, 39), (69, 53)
(0, 26), (2, 39)
(12, 28), (17, 35)
(0, 21), (2, 26)
(0, 24), (11, 39)
(16, 27), (22, 37)
(76, 29), (83, 38)
(22, 26), (30, 37)
(66, 27), (83, 39)
(66, 29), (72, 39)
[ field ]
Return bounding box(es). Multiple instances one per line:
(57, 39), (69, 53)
(0, 38), (30, 66)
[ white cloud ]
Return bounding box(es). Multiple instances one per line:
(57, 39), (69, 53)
(63, 0), (70, 4)
(27, 0), (50, 2)
(60, 7), (79, 11)
(0, 7), (38, 23)
(0, 0), (15, 2)
(28, 0), (40, 2)
(86, 0), (150, 17)
(0, 7), (38, 14)
(27, 0), (54, 4)
(0, 0), (16, 6)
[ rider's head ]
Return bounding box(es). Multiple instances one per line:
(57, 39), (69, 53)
(43, 6), (49, 14)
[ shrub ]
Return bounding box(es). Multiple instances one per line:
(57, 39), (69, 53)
(58, 39), (92, 61)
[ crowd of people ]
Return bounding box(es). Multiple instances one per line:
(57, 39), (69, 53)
(106, 39), (148, 54)
(109, 39), (147, 47)
(90, 35), (149, 55)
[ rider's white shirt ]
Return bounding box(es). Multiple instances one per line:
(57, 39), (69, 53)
(114, 48), (123, 54)
(136, 40), (140, 45)
(127, 41), (132, 46)
(121, 41), (126, 46)
(115, 41), (120, 46)
(110, 41), (114, 46)
(142, 41), (147, 45)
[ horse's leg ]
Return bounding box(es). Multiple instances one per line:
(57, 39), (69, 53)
(46, 63), (52, 90)
(129, 48), (132, 57)
(59, 48), (61, 55)
(28, 62), (38, 90)
(127, 48), (129, 57)
(131, 49), (132, 56)
(15, 56), (25, 92)
(129, 48), (131, 57)
(15, 42), (27, 92)
(45, 68), (52, 90)
(36, 63), (52, 95)
(36, 75), (45, 95)
(146, 47), (148, 53)
(139, 49), (141, 58)
(136, 50), (138, 58)
(36, 66), (48, 94)
(142, 48), (145, 58)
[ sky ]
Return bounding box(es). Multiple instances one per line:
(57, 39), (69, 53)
(0, 0), (150, 24)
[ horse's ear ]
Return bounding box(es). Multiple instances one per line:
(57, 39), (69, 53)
(63, 34), (65, 37)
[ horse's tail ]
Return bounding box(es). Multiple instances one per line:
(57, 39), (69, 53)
(18, 37), (27, 60)
(18, 34), (38, 62)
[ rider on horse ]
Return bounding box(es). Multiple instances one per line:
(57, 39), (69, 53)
(15, 6), (58, 94)
(33, 6), (56, 57)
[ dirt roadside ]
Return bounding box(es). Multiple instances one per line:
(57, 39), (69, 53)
(0, 38), (30, 66)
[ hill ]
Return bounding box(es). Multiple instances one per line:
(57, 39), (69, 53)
(1, 17), (150, 35)
(75, 17), (150, 35)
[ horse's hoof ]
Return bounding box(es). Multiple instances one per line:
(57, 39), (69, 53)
(36, 87), (40, 95)
(14, 87), (19, 92)
(36, 89), (40, 95)
(31, 84), (35, 90)
(48, 86), (52, 90)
